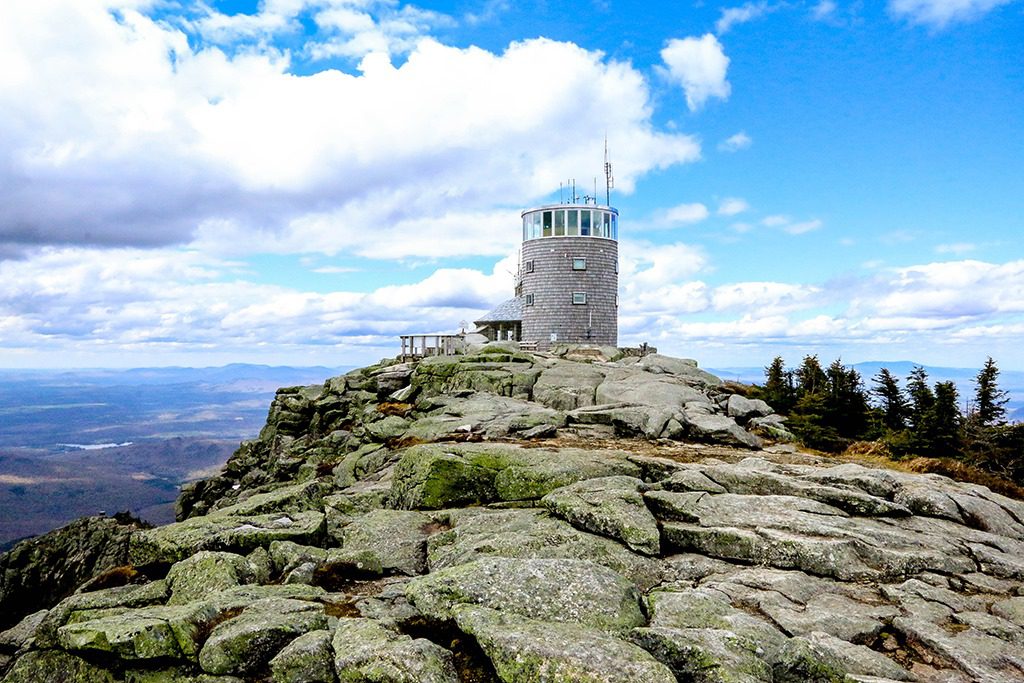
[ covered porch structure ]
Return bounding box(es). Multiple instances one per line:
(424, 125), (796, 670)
(474, 297), (523, 343)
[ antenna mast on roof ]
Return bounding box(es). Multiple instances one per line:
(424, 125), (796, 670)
(604, 135), (614, 206)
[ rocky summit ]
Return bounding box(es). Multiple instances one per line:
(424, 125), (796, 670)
(2, 345), (1024, 683)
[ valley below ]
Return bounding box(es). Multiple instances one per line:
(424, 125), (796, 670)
(0, 365), (344, 547)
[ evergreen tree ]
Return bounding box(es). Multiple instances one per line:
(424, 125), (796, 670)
(930, 381), (962, 455)
(906, 366), (935, 433)
(973, 357), (1009, 426)
(795, 355), (828, 397)
(871, 368), (909, 431)
(763, 356), (795, 413)
(824, 359), (870, 438)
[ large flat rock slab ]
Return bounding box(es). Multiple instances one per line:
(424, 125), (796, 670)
(454, 605), (677, 683)
(388, 442), (641, 509)
(406, 557), (645, 632)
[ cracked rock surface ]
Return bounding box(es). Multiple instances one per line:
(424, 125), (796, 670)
(2, 347), (1023, 682)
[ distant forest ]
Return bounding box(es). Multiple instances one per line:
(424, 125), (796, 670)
(749, 356), (1024, 492)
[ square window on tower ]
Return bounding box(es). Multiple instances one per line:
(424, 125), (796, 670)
(572, 292), (587, 305)
(572, 258), (586, 271)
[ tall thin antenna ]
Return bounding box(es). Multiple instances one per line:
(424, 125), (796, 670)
(604, 135), (614, 206)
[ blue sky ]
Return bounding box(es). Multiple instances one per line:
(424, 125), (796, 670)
(0, 0), (1022, 370)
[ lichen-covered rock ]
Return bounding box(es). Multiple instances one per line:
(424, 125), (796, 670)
(0, 649), (119, 682)
(775, 632), (914, 682)
(993, 596), (1024, 626)
(685, 459), (911, 517)
(211, 481), (332, 517)
(596, 369), (709, 408)
(628, 626), (773, 683)
(332, 617), (458, 683)
(406, 557), (645, 632)
(33, 579), (171, 649)
(166, 551), (256, 605)
(541, 476), (660, 555)
(644, 586), (787, 665)
(341, 509), (434, 576)
(387, 444), (501, 509)
(406, 393), (563, 442)
(682, 411), (763, 449)
(0, 513), (146, 630)
(649, 486), (977, 581)
(58, 607), (187, 660)
(892, 615), (1023, 681)
(389, 443), (640, 509)
(129, 511), (326, 566)
(123, 669), (246, 682)
(726, 395), (773, 422)
(632, 354), (723, 387)
(426, 508), (664, 592)
(199, 598), (328, 675)
(533, 363), (606, 410)
(269, 629), (336, 683)
(0, 609), (47, 653)
(453, 605), (676, 683)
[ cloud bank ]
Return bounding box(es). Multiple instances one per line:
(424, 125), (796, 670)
(0, 1), (699, 259)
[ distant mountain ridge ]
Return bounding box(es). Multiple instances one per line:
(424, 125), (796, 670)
(0, 363), (350, 386)
(0, 364), (354, 545)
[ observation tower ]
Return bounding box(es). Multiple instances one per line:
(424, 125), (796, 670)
(475, 147), (619, 349)
(515, 200), (619, 347)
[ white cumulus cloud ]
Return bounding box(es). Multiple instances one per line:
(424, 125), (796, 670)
(660, 34), (731, 112)
(0, 2), (700, 258)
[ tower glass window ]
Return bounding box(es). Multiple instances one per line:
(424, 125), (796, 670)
(572, 292), (587, 304)
(521, 207), (617, 241)
(572, 257), (586, 270)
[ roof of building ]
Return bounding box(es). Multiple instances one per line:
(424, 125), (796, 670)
(475, 296), (523, 324)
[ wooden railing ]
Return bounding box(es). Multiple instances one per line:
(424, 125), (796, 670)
(399, 334), (462, 361)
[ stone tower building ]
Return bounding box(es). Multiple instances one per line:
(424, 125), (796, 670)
(476, 201), (619, 349)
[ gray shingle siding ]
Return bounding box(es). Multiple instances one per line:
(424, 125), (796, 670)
(520, 237), (618, 347)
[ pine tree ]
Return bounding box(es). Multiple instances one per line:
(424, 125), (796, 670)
(824, 359), (869, 438)
(906, 366), (934, 433)
(763, 356), (795, 413)
(795, 355), (828, 397)
(871, 368), (909, 431)
(973, 357), (1009, 426)
(930, 381), (962, 455)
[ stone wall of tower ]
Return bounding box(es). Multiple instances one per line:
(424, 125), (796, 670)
(519, 236), (618, 347)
